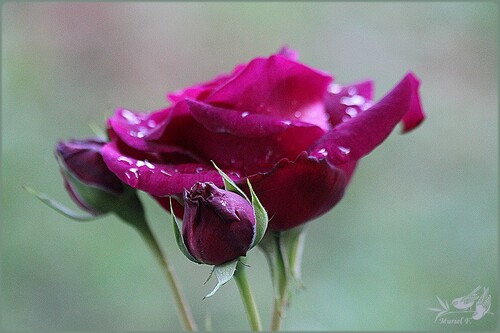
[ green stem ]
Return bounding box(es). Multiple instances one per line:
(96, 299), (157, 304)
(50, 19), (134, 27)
(138, 224), (198, 331)
(114, 195), (198, 331)
(234, 261), (262, 331)
(270, 234), (288, 331)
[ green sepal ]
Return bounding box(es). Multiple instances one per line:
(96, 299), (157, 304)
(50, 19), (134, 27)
(170, 197), (201, 264)
(204, 258), (239, 299)
(211, 161), (249, 201)
(282, 226), (306, 283)
(88, 122), (108, 141)
(23, 185), (96, 221)
(247, 179), (268, 249)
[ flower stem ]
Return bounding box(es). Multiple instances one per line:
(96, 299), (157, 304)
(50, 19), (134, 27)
(270, 234), (288, 331)
(138, 224), (198, 331)
(234, 260), (262, 331)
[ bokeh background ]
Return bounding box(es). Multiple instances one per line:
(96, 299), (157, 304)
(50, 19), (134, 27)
(1, 2), (497, 331)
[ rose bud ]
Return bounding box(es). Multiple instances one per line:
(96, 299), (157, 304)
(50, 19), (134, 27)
(55, 138), (126, 215)
(182, 182), (256, 265)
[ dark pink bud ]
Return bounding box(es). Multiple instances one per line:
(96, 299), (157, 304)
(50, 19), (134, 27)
(55, 138), (125, 215)
(182, 182), (256, 265)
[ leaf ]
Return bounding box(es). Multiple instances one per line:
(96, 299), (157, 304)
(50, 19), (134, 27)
(427, 308), (443, 312)
(211, 161), (249, 201)
(23, 186), (96, 221)
(204, 258), (239, 299)
(435, 310), (448, 322)
(436, 296), (447, 310)
(445, 300), (449, 311)
(247, 179), (268, 248)
(170, 197), (201, 264)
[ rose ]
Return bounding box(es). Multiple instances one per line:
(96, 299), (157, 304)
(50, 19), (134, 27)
(182, 182), (256, 265)
(101, 47), (424, 231)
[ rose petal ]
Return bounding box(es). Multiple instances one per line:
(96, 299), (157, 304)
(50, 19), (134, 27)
(325, 80), (374, 127)
(242, 152), (346, 231)
(107, 107), (181, 153)
(101, 141), (235, 196)
(310, 72), (425, 165)
(187, 99), (322, 138)
(206, 55), (332, 130)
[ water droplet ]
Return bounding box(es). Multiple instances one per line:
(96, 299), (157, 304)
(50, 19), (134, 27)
(347, 86), (357, 96)
(340, 95), (365, 106)
(281, 120), (292, 126)
(122, 109), (140, 125)
(241, 111), (249, 118)
(118, 156), (133, 165)
(328, 84), (342, 94)
(361, 101), (374, 111)
(338, 146), (351, 155)
(125, 168), (139, 186)
(136, 131), (145, 138)
(160, 170), (172, 177)
(136, 160), (145, 167)
(147, 120), (156, 128)
(294, 111), (302, 118)
(345, 107), (358, 117)
(264, 150), (273, 162)
(195, 167), (204, 173)
(317, 148), (328, 157)
(144, 159), (155, 169)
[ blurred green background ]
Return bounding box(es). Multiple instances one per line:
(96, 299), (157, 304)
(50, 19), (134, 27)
(1, 2), (497, 331)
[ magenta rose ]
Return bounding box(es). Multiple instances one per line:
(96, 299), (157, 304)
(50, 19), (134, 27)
(101, 47), (425, 231)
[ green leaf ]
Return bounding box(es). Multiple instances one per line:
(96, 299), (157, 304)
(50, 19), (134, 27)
(204, 258), (239, 299)
(170, 197), (201, 264)
(211, 161), (249, 201)
(23, 186), (96, 221)
(247, 179), (268, 248)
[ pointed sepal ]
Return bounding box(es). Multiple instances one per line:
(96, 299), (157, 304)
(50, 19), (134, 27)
(211, 161), (249, 201)
(23, 185), (96, 221)
(204, 258), (239, 299)
(247, 179), (268, 249)
(170, 197), (202, 264)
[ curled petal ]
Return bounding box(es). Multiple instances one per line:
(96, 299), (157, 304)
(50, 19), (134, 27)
(107, 107), (184, 153)
(311, 72), (425, 165)
(325, 80), (374, 127)
(187, 99), (321, 138)
(101, 142), (239, 196)
(242, 152), (346, 231)
(206, 55), (332, 129)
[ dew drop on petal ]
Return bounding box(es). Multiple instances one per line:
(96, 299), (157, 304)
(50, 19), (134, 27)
(195, 167), (204, 173)
(136, 160), (145, 167)
(125, 168), (140, 186)
(136, 131), (145, 138)
(328, 84), (342, 94)
(361, 101), (374, 111)
(241, 111), (249, 118)
(317, 148), (328, 157)
(338, 146), (351, 155)
(347, 86), (357, 96)
(294, 111), (302, 118)
(122, 109), (141, 125)
(160, 169), (172, 177)
(144, 159), (155, 169)
(345, 107), (358, 117)
(147, 120), (156, 128)
(118, 156), (133, 165)
(281, 120), (292, 126)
